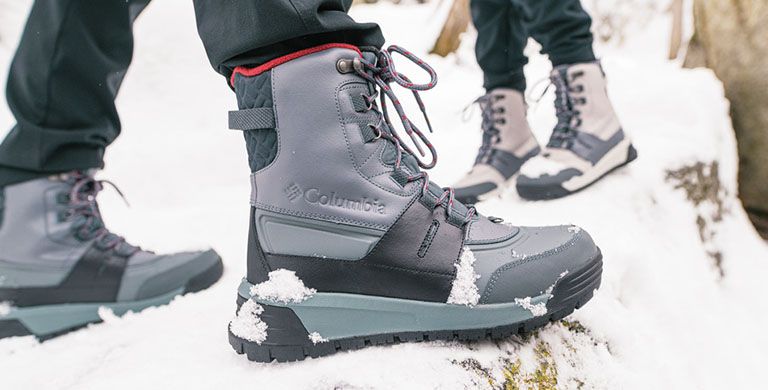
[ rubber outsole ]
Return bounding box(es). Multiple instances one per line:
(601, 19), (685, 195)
(229, 253), (602, 363)
(0, 257), (224, 341)
(517, 144), (638, 201)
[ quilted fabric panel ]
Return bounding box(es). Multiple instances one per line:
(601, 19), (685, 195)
(234, 72), (277, 172)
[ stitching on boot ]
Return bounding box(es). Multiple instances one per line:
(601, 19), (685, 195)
(480, 230), (585, 303)
(417, 219), (440, 258)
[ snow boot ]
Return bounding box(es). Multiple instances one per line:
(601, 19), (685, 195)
(453, 88), (540, 204)
(517, 61), (637, 200)
(0, 172), (223, 340)
(226, 44), (602, 362)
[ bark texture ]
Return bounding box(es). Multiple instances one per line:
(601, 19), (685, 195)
(431, 0), (470, 56)
(685, 0), (768, 238)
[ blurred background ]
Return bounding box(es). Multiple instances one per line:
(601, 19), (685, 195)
(359, 0), (768, 239)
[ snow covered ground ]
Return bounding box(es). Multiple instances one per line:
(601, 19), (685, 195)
(1, 1), (767, 389)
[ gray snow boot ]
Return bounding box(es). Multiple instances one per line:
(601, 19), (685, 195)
(0, 172), (223, 339)
(517, 61), (637, 200)
(226, 44), (602, 362)
(454, 88), (540, 204)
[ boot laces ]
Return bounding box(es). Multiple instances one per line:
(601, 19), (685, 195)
(548, 69), (586, 149)
(472, 93), (506, 163)
(64, 171), (141, 256)
(353, 46), (476, 223)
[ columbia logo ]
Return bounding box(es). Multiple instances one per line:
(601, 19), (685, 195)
(284, 183), (303, 202)
(283, 182), (385, 215)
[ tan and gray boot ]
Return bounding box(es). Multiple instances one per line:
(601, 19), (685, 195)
(517, 61), (637, 200)
(453, 89), (540, 204)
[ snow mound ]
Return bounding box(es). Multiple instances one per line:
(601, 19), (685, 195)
(229, 300), (267, 344)
(250, 269), (316, 304)
(447, 247), (481, 306)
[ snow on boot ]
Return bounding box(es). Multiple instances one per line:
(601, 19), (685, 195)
(453, 88), (540, 204)
(517, 61), (637, 200)
(226, 44), (602, 362)
(0, 172), (223, 339)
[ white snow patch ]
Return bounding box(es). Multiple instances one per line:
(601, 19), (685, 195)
(308, 332), (329, 344)
(520, 154), (569, 177)
(250, 269), (316, 304)
(545, 270), (570, 296)
(514, 297), (548, 317)
(447, 247), (481, 306)
(0, 301), (11, 316)
(568, 225), (581, 234)
(97, 307), (120, 323)
(229, 300), (267, 344)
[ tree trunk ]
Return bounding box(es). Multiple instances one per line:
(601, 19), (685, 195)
(668, 0), (684, 59)
(685, 0), (768, 238)
(430, 0), (470, 57)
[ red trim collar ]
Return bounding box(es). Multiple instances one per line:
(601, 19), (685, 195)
(230, 43), (362, 86)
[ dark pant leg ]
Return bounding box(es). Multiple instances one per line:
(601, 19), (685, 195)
(517, 0), (595, 66)
(193, 0), (384, 79)
(0, 0), (150, 186)
(471, 0), (529, 93)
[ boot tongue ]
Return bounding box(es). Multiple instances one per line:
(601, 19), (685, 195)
(381, 141), (420, 173)
(361, 51), (377, 64)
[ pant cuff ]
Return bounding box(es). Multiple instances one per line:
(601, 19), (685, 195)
(483, 70), (527, 93)
(549, 46), (597, 67)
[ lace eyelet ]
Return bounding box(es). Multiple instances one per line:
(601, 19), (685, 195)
(336, 58), (355, 74)
(368, 124), (382, 140)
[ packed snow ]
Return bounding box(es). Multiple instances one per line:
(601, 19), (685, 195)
(545, 270), (571, 296)
(249, 269), (316, 304)
(446, 247), (481, 306)
(1, 1), (767, 389)
(229, 300), (268, 344)
(308, 332), (329, 345)
(514, 297), (548, 317)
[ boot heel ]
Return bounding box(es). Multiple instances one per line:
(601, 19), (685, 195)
(229, 298), (331, 363)
(626, 143), (639, 163)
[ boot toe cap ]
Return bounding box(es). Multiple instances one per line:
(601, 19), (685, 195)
(516, 169), (582, 200)
(453, 182), (498, 204)
(117, 249), (223, 301)
(471, 225), (599, 304)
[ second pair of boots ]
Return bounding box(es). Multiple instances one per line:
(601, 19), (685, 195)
(454, 62), (638, 203)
